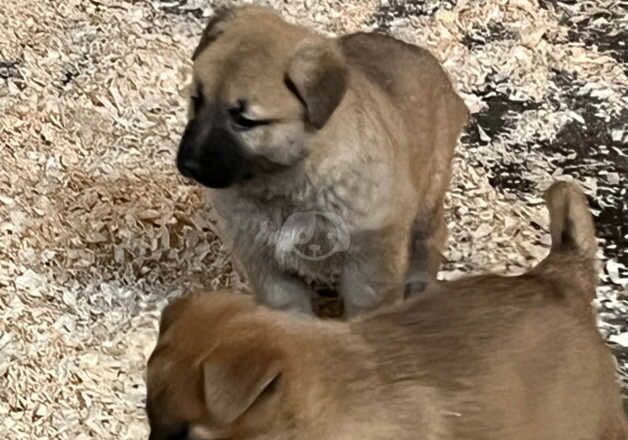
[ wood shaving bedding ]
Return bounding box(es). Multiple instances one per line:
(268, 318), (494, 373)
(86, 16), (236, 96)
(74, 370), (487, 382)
(0, 0), (625, 437)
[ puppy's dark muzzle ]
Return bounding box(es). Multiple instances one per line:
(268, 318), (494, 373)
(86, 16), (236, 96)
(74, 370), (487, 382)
(177, 117), (252, 189)
(176, 116), (207, 178)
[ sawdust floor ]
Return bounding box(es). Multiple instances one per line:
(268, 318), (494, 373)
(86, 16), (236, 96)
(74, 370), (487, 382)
(0, 0), (626, 438)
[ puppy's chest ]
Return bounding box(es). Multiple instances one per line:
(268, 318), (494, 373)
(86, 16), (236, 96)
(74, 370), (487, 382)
(273, 204), (347, 286)
(216, 191), (347, 286)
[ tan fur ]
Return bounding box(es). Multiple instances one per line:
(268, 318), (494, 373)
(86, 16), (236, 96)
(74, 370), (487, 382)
(147, 182), (626, 439)
(180, 6), (468, 316)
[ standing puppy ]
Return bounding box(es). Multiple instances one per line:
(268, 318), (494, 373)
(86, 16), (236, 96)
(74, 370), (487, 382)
(146, 182), (627, 440)
(177, 6), (468, 316)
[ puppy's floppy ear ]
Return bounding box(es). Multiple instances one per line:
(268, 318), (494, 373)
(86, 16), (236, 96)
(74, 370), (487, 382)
(286, 38), (348, 129)
(157, 292), (204, 335)
(201, 341), (282, 425)
(192, 7), (235, 60)
(158, 298), (186, 335)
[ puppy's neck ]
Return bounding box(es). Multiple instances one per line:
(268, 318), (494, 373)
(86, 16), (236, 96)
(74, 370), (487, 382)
(229, 162), (311, 201)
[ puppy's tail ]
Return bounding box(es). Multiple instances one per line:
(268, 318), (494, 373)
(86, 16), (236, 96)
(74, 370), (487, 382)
(544, 181), (597, 259)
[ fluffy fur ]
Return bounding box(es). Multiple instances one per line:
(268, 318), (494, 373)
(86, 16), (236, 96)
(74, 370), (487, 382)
(147, 182), (627, 440)
(177, 6), (468, 316)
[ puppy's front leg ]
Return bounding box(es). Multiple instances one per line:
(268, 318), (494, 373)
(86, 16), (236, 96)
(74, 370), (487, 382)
(243, 257), (314, 314)
(339, 234), (408, 318)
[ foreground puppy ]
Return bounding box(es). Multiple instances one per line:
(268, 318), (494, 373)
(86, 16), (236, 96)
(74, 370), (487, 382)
(177, 6), (468, 316)
(146, 182), (626, 440)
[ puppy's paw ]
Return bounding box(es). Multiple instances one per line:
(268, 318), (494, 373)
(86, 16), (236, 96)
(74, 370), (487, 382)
(404, 281), (428, 298)
(259, 276), (314, 315)
(404, 271), (432, 298)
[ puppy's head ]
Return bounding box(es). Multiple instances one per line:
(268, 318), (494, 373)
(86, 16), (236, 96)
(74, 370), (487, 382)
(146, 291), (315, 440)
(177, 7), (348, 188)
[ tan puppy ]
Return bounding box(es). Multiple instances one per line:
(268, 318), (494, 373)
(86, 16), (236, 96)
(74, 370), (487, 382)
(146, 182), (626, 440)
(176, 6), (468, 316)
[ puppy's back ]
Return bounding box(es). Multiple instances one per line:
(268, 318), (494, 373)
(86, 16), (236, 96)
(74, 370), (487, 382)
(356, 182), (626, 438)
(339, 32), (468, 143)
(339, 33), (447, 99)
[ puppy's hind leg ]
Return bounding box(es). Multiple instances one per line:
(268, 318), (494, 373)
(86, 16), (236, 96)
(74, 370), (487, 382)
(405, 89), (467, 297)
(405, 206), (447, 297)
(340, 228), (408, 317)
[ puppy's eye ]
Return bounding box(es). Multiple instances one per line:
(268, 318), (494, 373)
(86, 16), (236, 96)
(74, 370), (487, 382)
(230, 113), (271, 130)
(229, 100), (272, 131)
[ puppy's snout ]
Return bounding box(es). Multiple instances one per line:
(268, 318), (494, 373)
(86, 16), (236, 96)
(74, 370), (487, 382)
(177, 118), (207, 178)
(177, 116), (252, 189)
(177, 155), (198, 179)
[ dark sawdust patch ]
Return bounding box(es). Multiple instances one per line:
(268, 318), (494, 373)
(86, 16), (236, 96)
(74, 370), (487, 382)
(461, 20), (518, 50)
(61, 65), (80, 86)
(487, 161), (536, 195)
(539, 0), (628, 69)
(460, 73), (540, 198)
(0, 59), (26, 90)
(536, 0), (577, 8)
(155, 0), (204, 18)
(463, 72), (540, 146)
(0, 59), (19, 79)
(370, 0), (457, 31)
(534, 70), (627, 270)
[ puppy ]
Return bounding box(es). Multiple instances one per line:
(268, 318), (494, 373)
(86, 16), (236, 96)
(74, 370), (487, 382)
(146, 182), (627, 440)
(177, 6), (469, 316)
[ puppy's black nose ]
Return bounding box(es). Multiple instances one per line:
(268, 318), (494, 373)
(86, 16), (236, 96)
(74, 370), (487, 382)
(177, 135), (201, 180)
(176, 116), (208, 180)
(176, 157), (198, 179)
